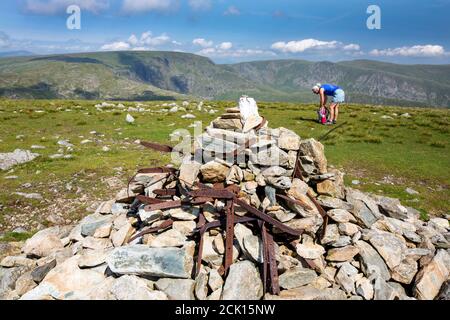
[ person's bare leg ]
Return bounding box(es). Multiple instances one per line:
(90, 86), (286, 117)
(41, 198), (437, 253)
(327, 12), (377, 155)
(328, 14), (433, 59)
(334, 104), (339, 121)
(329, 103), (336, 122)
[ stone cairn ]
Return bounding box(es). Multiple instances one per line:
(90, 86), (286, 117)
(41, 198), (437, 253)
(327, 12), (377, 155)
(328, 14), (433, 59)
(1, 105), (449, 301)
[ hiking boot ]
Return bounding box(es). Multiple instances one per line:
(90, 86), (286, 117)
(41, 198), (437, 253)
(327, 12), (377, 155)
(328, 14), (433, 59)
(332, 120), (337, 124)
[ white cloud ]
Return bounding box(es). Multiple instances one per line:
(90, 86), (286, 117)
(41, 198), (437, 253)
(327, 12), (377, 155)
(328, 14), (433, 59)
(188, 0), (211, 11)
(193, 39), (271, 59)
(271, 39), (337, 53)
(128, 34), (139, 46)
(141, 31), (170, 46)
(100, 41), (131, 51)
(122, 0), (179, 13)
(193, 38), (214, 48)
(218, 42), (233, 50)
(24, 0), (109, 15)
(101, 31), (171, 51)
(224, 5), (240, 16)
(343, 44), (360, 51)
(198, 47), (275, 58)
(271, 39), (361, 54)
(193, 39), (234, 53)
(370, 45), (446, 57)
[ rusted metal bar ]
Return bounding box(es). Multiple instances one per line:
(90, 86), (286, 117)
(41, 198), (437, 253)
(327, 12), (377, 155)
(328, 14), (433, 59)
(143, 200), (182, 212)
(306, 192), (329, 241)
(234, 198), (304, 237)
(306, 192), (327, 219)
(223, 199), (235, 275)
(195, 211), (207, 276)
(190, 197), (214, 205)
(260, 221), (269, 295)
(153, 188), (177, 197)
(211, 183), (241, 195)
(128, 219), (173, 243)
(293, 157), (304, 181)
(194, 182), (210, 190)
(140, 141), (173, 153)
(276, 194), (314, 211)
(193, 216), (258, 233)
(259, 221), (280, 295)
(136, 195), (164, 205)
(115, 196), (136, 204)
(265, 231), (280, 295)
(225, 184), (241, 195)
(213, 182), (226, 189)
(190, 187), (304, 236)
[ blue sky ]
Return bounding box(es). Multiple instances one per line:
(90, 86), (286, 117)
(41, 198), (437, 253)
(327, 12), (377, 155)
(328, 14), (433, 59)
(0, 0), (449, 64)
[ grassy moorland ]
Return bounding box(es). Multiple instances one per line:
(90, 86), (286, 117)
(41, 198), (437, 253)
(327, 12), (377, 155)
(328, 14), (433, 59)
(0, 99), (448, 241)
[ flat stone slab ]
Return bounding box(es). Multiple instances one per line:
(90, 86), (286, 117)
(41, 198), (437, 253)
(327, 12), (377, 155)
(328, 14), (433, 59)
(106, 245), (193, 279)
(80, 213), (113, 237)
(0, 149), (40, 171)
(196, 133), (239, 154)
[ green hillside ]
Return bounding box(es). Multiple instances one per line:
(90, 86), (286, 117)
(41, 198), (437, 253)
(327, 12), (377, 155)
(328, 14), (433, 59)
(0, 51), (449, 107)
(227, 59), (450, 107)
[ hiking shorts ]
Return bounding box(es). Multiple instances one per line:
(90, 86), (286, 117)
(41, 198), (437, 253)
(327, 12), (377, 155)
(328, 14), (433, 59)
(332, 89), (345, 103)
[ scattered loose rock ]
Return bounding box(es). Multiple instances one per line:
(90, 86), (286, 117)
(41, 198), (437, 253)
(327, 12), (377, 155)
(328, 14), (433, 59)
(296, 243), (325, 259)
(279, 267), (318, 289)
(222, 261), (263, 300)
(155, 278), (196, 300)
(0, 149), (39, 171)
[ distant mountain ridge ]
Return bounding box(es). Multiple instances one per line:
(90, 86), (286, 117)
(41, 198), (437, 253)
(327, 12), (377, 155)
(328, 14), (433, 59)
(0, 51), (34, 57)
(0, 51), (448, 107)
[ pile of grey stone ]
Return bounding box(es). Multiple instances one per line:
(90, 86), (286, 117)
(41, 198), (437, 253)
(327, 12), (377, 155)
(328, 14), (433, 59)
(1, 109), (449, 300)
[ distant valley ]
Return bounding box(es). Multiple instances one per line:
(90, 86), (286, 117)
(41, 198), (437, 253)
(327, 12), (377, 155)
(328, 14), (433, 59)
(0, 51), (448, 107)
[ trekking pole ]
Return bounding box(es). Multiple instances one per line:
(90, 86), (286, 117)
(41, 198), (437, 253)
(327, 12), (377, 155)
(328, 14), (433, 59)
(318, 121), (347, 141)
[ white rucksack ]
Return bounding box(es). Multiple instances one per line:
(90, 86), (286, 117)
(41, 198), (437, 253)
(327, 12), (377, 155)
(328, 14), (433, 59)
(238, 95), (260, 123)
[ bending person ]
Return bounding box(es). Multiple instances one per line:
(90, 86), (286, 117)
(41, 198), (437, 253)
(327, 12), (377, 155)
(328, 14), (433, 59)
(312, 83), (345, 125)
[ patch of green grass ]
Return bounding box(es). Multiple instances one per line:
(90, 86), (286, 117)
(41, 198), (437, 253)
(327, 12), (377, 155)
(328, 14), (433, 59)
(362, 136), (383, 144)
(417, 209), (430, 222)
(429, 141), (446, 148)
(0, 232), (33, 242)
